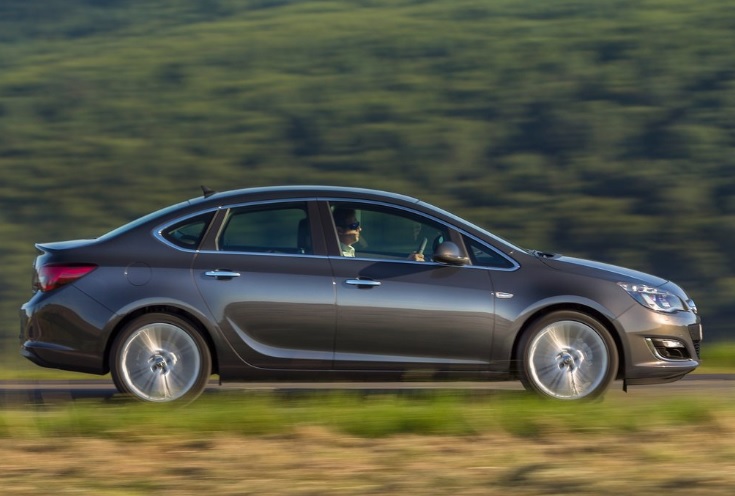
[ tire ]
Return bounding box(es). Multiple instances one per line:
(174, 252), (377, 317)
(110, 313), (212, 403)
(518, 311), (618, 400)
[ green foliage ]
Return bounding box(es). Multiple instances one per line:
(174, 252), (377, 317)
(701, 342), (735, 371)
(0, 392), (732, 439)
(2, 0), (735, 358)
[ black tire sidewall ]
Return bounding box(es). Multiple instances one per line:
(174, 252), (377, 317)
(110, 313), (212, 402)
(518, 310), (619, 400)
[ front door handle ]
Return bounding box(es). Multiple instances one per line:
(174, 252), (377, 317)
(346, 279), (381, 287)
(205, 270), (241, 279)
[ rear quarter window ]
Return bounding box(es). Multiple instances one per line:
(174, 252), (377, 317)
(161, 212), (215, 249)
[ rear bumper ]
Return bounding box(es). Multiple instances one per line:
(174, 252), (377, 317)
(19, 286), (114, 375)
(20, 341), (106, 375)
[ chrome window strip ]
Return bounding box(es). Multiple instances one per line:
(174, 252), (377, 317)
(153, 206), (222, 253)
(153, 198), (317, 255)
(319, 196), (520, 272)
(152, 195), (520, 271)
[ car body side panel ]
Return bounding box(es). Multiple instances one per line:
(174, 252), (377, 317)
(486, 257), (637, 371)
(192, 252), (337, 369)
(20, 285), (115, 374)
(486, 255), (700, 379)
(330, 258), (496, 370)
(28, 239), (244, 377)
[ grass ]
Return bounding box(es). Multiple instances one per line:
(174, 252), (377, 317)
(697, 341), (735, 372)
(1, 391), (732, 440)
(2, 385), (735, 494)
(1, 340), (731, 442)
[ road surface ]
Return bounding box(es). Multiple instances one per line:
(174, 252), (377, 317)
(0, 374), (731, 406)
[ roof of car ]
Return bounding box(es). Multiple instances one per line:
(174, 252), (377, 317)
(191, 185), (422, 206)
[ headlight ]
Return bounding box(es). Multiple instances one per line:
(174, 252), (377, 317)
(687, 299), (698, 314)
(618, 283), (686, 313)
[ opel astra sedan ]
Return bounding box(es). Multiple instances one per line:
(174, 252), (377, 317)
(19, 186), (702, 402)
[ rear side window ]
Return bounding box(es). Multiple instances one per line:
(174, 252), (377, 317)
(218, 202), (312, 254)
(161, 212), (215, 249)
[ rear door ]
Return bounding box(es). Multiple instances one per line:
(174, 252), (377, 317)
(193, 200), (336, 369)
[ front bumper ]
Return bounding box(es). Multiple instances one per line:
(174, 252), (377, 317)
(616, 303), (701, 385)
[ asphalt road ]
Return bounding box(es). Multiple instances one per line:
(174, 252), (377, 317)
(0, 375), (731, 406)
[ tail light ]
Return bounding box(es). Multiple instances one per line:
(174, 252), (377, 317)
(34, 263), (97, 292)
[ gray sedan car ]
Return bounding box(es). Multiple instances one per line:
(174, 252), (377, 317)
(19, 186), (702, 402)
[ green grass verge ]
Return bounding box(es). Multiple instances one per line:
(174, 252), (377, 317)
(697, 341), (735, 372)
(1, 392), (731, 440)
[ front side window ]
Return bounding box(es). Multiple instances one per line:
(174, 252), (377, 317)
(329, 201), (450, 261)
(218, 202), (312, 254)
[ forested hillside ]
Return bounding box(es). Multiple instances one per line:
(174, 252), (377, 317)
(1, 0), (734, 349)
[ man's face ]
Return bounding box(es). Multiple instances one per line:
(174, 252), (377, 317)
(338, 216), (361, 246)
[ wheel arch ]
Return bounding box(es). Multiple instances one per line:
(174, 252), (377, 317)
(103, 304), (220, 376)
(510, 303), (625, 380)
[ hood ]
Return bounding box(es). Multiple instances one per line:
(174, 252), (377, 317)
(536, 253), (668, 287)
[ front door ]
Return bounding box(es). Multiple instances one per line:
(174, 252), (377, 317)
(327, 201), (496, 371)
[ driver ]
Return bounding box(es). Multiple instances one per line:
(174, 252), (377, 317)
(333, 208), (425, 261)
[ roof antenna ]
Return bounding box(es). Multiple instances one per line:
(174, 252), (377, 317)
(201, 185), (217, 198)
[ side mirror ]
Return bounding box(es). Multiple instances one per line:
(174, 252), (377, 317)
(433, 241), (469, 266)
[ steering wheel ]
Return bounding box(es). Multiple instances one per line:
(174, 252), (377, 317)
(416, 237), (428, 255)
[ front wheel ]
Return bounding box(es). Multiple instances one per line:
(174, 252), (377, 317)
(110, 313), (212, 403)
(518, 311), (618, 400)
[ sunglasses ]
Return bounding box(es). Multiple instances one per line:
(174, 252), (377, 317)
(341, 221), (361, 230)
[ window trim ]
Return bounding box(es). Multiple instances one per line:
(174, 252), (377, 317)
(154, 207), (220, 252)
(217, 201), (313, 255)
(464, 234), (519, 270)
(325, 199), (452, 263)
(158, 211), (217, 250)
(153, 196), (519, 270)
(320, 198), (520, 271)
(162, 198), (328, 257)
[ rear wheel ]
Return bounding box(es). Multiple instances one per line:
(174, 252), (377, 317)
(519, 311), (618, 400)
(111, 313), (212, 403)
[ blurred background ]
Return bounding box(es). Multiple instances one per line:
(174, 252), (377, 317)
(1, 0), (734, 362)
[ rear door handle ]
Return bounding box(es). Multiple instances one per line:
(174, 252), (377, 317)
(205, 270), (241, 279)
(346, 279), (381, 287)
